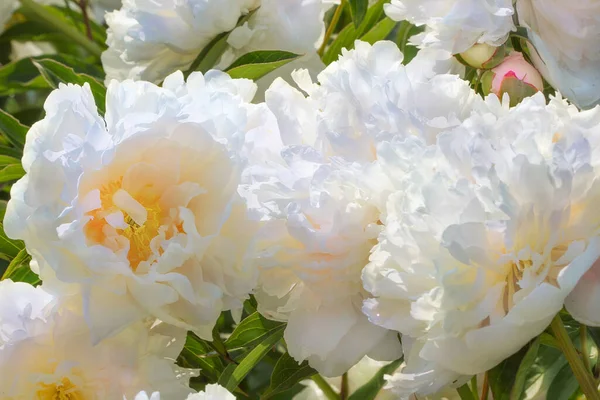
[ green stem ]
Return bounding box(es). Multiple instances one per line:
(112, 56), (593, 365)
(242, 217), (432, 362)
(456, 383), (475, 400)
(550, 315), (600, 400)
(471, 375), (480, 400)
(18, 0), (102, 57)
(340, 372), (349, 400)
(581, 325), (592, 372)
(318, 0), (345, 56)
(312, 374), (339, 400)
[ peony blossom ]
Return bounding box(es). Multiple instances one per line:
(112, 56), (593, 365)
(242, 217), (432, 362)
(102, 0), (331, 88)
(565, 258), (600, 326)
(384, 0), (515, 54)
(0, 279), (196, 398)
(363, 93), (600, 396)
(4, 70), (264, 341)
(482, 51), (544, 107)
(517, 0), (600, 109)
(133, 384), (236, 400)
(243, 41), (480, 376)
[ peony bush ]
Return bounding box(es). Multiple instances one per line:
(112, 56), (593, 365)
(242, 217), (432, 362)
(1, 0), (600, 399)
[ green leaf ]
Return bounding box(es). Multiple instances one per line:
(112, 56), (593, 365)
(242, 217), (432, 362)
(185, 7), (259, 76)
(225, 50), (301, 81)
(263, 352), (317, 399)
(322, 0), (386, 65)
(510, 336), (541, 400)
(0, 109), (28, 148)
(0, 54), (103, 96)
(360, 18), (396, 45)
(17, 1), (105, 56)
(221, 324), (285, 392)
(348, 0), (369, 28)
(0, 224), (24, 261)
(456, 383), (476, 400)
(33, 58), (106, 114)
(488, 344), (531, 400)
(0, 20), (65, 44)
(225, 312), (285, 350)
(348, 358), (403, 400)
(546, 363), (579, 400)
(0, 164), (25, 183)
(1, 248), (40, 285)
(177, 332), (225, 381)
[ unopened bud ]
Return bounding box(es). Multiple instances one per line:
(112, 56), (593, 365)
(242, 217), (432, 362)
(481, 52), (544, 107)
(458, 43), (505, 70)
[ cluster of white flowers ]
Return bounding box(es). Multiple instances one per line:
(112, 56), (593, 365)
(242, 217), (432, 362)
(4, 0), (600, 398)
(384, 0), (600, 109)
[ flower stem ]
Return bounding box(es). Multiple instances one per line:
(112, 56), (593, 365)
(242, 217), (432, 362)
(480, 372), (489, 400)
(312, 374), (339, 400)
(471, 375), (480, 400)
(18, 0), (102, 57)
(457, 383), (475, 400)
(78, 0), (93, 40)
(550, 315), (600, 400)
(318, 0), (345, 56)
(581, 325), (592, 372)
(340, 372), (349, 400)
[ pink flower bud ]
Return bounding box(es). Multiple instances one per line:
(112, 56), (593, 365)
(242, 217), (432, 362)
(482, 52), (544, 106)
(459, 43), (505, 70)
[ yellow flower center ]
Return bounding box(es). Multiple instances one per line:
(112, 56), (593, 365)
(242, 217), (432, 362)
(36, 377), (84, 400)
(84, 177), (163, 270)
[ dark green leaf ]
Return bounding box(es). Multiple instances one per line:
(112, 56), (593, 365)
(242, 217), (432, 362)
(510, 336), (541, 400)
(177, 332), (225, 381)
(221, 325), (285, 392)
(0, 20), (66, 44)
(0, 224), (24, 261)
(33, 58), (106, 114)
(348, 0), (368, 28)
(322, 0), (386, 65)
(225, 312), (285, 350)
(225, 50), (301, 81)
(0, 54), (103, 96)
(0, 109), (28, 148)
(348, 358), (403, 400)
(1, 248), (40, 285)
(185, 7), (259, 76)
(488, 344), (531, 400)
(547, 363), (579, 400)
(263, 352), (317, 399)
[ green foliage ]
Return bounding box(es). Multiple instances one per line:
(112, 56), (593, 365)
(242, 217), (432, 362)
(323, 0), (393, 65)
(226, 51), (301, 81)
(185, 8), (259, 77)
(263, 353), (317, 399)
(33, 58), (106, 113)
(348, 358), (404, 400)
(348, 0), (368, 28)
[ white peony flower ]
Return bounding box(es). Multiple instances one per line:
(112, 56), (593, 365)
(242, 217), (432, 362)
(132, 384), (235, 400)
(384, 0), (515, 54)
(363, 93), (600, 396)
(4, 70), (264, 341)
(565, 258), (600, 326)
(517, 0), (600, 109)
(0, 279), (196, 398)
(102, 0), (331, 88)
(243, 41), (478, 376)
